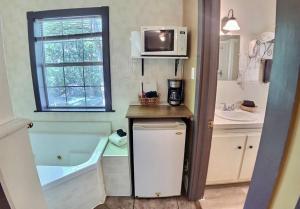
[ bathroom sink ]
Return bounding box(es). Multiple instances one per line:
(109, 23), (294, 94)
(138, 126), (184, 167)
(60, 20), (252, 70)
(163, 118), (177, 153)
(215, 110), (257, 122)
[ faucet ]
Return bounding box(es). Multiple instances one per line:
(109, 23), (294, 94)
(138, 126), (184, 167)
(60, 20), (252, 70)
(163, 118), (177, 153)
(220, 103), (236, 111)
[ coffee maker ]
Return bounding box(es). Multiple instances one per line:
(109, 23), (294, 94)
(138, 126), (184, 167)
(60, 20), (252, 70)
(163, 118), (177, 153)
(168, 79), (184, 106)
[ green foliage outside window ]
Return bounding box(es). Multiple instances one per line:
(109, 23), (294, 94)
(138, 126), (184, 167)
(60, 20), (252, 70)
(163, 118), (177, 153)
(37, 16), (105, 107)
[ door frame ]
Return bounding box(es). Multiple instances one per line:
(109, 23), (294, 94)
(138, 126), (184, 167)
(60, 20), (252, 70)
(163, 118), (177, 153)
(187, 0), (220, 200)
(189, 1), (300, 209)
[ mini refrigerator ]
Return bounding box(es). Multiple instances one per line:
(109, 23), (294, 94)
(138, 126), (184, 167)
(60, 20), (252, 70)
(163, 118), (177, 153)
(133, 120), (186, 198)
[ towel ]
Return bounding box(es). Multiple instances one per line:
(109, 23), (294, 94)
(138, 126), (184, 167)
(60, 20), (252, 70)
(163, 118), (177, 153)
(117, 129), (127, 137)
(242, 100), (256, 108)
(141, 81), (157, 93)
(263, 60), (272, 83)
(109, 132), (127, 147)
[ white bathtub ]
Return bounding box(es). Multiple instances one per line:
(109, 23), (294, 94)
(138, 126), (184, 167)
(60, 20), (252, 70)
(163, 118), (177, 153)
(30, 132), (109, 209)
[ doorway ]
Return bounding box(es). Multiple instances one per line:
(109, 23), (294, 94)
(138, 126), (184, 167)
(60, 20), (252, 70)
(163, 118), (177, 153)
(200, 0), (276, 208)
(188, 0), (300, 209)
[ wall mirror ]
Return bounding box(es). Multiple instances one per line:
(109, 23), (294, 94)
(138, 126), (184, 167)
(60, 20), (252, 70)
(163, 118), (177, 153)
(218, 35), (240, 80)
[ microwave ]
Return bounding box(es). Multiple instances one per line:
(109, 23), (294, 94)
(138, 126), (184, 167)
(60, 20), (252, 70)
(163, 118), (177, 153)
(141, 26), (187, 56)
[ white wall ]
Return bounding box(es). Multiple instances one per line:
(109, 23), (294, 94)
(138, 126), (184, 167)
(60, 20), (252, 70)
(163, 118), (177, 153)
(0, 0), (183, 130)
(216, 81), (270, 110)
(221, 0), (276, 76)
(0, 15), (62, 209)
(0, 18), (13, 124)
(1, 23), (48, 206)
(216, 0), (276, 110)
(0, 124), (48, 209)
(183, 0), (198, 113)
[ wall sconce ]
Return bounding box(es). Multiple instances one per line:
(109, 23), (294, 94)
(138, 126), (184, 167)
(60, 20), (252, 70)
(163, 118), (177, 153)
(222, 9), (240, 32)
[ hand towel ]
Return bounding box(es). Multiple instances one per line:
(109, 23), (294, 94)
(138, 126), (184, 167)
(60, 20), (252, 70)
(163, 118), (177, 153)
(109, 132), (127, 147)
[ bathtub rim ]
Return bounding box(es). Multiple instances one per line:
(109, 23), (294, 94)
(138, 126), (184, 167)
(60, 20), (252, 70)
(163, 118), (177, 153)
(37, 136), (108, 190)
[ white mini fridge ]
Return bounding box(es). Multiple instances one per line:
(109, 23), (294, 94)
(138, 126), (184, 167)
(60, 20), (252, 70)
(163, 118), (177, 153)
(133, 120), (186, 198)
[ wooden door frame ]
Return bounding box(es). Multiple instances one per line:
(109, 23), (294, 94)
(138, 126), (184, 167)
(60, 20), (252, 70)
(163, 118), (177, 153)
(244, 0), (300, 208)
(189, 1), (300, 209)
(187, 0), (220, 200)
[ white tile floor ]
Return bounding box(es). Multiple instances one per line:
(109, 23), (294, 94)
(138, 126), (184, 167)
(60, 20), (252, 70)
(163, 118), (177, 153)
(200, 184), (249, 209)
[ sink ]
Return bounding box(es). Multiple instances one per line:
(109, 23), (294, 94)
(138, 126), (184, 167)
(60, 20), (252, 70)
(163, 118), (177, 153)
(215, 110), (257, 122)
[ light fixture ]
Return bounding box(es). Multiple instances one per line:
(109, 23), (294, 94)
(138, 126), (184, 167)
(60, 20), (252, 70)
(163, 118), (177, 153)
(223, 9), (240, 31)
(159, 32), (166, 42)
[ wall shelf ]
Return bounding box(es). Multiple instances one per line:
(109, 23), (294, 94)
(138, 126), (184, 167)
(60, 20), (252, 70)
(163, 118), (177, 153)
(132, 56), (189, 76)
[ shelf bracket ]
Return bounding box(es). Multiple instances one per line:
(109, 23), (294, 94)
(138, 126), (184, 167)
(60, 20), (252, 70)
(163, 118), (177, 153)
(175, 59), (180, 76)
(141, 58), (144, 76)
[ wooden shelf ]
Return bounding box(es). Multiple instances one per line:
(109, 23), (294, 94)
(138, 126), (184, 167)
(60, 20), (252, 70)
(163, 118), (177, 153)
(126, 105), (193, 119)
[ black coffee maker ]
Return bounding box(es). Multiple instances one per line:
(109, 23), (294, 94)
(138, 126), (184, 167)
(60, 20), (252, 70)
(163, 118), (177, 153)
(168, 79), (184, 106)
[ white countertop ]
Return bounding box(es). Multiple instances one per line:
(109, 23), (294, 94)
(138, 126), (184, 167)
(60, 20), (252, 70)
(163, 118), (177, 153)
(213, 109), (266, 129)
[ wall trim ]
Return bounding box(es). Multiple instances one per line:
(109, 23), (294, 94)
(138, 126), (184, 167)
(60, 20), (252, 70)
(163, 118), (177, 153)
(0, 119), (31, 140)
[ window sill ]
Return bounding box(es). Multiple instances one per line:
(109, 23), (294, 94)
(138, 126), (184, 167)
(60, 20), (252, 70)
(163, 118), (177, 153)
(34, 108), (115, 113)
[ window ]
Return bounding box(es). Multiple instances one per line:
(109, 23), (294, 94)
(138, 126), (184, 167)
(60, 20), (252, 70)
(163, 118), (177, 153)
(27, 7), (112, 112)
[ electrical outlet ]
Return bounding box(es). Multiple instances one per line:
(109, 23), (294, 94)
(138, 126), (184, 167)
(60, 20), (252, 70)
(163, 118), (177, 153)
(191, 67), (196, 80)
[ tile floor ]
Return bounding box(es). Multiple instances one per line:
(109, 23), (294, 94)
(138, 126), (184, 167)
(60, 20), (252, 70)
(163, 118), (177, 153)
(95, 196), (200, 209)
(199, 184), (249, 209)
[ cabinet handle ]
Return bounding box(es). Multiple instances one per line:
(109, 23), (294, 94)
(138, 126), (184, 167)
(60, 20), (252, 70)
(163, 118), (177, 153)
(237, 146), (242, 149)
(249, 146), (253, 149)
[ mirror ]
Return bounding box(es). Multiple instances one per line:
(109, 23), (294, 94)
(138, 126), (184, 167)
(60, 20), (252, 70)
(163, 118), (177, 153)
(218, 35), (240, 80)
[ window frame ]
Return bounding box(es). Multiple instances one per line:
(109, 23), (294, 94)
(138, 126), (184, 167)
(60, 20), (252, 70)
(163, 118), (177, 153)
(27, 7), (113, 112)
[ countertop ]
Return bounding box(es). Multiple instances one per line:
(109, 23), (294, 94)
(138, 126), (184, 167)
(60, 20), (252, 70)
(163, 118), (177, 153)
(213, 110), (266, 129)
(126, 105), (264, 128)
(126, 105), (193, 119)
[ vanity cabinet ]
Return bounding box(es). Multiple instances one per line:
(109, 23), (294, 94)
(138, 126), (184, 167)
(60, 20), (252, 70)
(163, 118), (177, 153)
(239, 133), (261, 180)
(206, 133), (246, 184)
(206, 130), (261, 185)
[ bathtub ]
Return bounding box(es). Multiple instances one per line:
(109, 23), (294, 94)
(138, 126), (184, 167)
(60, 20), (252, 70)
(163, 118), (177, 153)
(30, 132), (109, 209)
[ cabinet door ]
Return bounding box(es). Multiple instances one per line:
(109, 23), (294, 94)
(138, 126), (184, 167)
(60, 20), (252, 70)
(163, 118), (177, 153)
(239, 133), (261, 181)
(206, 134), (246, 184)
